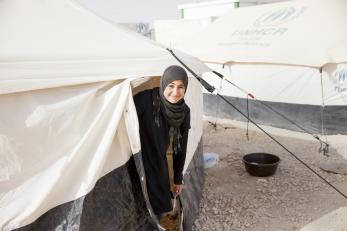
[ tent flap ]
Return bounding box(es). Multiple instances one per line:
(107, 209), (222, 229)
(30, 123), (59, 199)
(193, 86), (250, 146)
(0, 80), (139, 230)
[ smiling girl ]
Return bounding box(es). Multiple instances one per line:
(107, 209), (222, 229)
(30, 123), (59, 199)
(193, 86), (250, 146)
(134, 65), (191, 220)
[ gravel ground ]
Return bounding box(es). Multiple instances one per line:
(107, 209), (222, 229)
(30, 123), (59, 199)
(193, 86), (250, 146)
(193, 121), (347, 231)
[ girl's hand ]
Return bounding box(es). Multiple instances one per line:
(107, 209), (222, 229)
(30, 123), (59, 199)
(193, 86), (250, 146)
(173, 184), (183, 197)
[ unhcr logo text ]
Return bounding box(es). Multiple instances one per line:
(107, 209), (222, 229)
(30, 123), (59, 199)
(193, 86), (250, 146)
(254, 6), (306, 27)
(334, 68), (347, 93)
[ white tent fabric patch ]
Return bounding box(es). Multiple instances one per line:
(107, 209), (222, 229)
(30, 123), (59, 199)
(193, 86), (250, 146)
(0, 80), (139, 230)
(177, 0), (347, 67)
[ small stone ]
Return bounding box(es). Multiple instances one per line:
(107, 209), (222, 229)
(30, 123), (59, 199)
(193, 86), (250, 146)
(257, 179), (267, 183)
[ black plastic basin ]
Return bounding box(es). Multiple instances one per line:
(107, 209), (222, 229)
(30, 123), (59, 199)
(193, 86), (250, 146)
(243, 153), (280, 177)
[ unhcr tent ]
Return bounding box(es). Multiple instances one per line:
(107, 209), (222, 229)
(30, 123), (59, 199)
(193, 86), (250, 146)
(177, 0), (347, 136)
(175, 0), (347, 229)
(0, 0), (210, 230)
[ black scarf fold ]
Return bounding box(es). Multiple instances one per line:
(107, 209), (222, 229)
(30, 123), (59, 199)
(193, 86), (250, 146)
(153, 89), (186, 154)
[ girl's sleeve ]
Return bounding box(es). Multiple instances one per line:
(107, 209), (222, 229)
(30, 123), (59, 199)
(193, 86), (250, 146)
(133, 90), (150, 116)
(173, 107), (191, 185)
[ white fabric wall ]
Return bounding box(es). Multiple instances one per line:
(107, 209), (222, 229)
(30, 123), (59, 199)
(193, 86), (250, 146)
(184, 77), (203, 172)
(202, 63), (347, 106)
(0, 80), (140, 230)
(177, 0), (347, 67)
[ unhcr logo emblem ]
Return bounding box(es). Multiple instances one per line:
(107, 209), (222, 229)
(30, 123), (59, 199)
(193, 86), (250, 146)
(336, 69), (347, 82)
(254, 6), (306, 27)
(333, 68), (347, 93)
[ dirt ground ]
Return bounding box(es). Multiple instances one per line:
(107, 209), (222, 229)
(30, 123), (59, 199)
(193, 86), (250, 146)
(192, 120), (347, 231)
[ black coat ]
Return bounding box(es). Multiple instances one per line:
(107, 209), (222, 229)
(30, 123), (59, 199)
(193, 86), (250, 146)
(134, 88), (190, 215)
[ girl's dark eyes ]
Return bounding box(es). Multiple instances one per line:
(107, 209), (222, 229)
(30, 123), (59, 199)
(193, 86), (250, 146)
(167, 84), (185, 90)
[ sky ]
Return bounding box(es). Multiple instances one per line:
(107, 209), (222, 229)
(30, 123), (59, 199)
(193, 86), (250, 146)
(78, 0), (216, 23)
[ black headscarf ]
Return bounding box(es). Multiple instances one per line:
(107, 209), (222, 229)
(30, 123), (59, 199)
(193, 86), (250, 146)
(153, 65), (188, 154)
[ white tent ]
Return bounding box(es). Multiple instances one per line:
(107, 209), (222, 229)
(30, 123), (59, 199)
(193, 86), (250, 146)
(174, 0), (347, 229)
(175, 0), (347, 136)
(0, 0), (209, 230)
(178, 0), (347, 67)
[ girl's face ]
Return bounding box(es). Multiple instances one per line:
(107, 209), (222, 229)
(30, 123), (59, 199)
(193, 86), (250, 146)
(163, 80), (186, 104)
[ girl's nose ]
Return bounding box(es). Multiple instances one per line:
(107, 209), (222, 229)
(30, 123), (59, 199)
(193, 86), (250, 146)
(172, 87), (179, 96)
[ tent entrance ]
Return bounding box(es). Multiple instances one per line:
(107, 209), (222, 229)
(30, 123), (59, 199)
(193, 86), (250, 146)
(158, 142), (183, 230)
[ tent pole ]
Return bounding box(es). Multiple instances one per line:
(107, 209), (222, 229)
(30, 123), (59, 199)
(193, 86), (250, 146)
(319, 67), (329, 155)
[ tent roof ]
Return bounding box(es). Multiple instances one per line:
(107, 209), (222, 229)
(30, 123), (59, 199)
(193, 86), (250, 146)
(177, 0), (347, 67)
(0, 0), (209, 94)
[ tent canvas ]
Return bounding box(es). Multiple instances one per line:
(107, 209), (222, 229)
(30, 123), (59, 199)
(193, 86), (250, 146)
(0, 0), (209, 230)
(178, 0), (347, 67)
(173, 0), (347, 228)
(200, 62), (347, 135)
(173, 0), (347, 136)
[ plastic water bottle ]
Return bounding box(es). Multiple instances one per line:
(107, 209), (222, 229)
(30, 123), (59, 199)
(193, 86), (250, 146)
(203, 152), (219, 168)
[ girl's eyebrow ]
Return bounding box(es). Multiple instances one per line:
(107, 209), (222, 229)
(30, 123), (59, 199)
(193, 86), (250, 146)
(170, 82), (185, 87)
